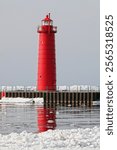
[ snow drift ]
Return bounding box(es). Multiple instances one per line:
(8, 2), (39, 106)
(0, 126), (99, 150)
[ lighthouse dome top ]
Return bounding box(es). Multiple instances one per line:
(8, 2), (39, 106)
(42, 14), (53, 26)
(42, 14), (52, 21)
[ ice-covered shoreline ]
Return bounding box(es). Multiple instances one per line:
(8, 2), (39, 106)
(0, 97), (44, 105)
(0, 126), (100, 150)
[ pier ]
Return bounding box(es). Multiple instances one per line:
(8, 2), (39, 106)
(0, 90), (100, 107)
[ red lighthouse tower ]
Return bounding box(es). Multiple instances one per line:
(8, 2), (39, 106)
(37, 14), (57, 91)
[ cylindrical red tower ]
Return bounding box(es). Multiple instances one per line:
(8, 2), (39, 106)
(37, 14), (57, 91)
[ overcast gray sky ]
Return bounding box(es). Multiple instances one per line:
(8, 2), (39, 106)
(0, 0), (99, 86)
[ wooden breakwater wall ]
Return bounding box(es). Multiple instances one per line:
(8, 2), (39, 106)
(0, 91), (100, 107)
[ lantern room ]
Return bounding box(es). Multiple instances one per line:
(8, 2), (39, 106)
(37, 13), (57, 33)
(41, 14), (53, 26)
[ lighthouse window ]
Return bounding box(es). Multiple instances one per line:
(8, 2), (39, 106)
(44, 21), (49, 25)
(40, 76), (41, 78)
(50, 21), (53, 25)
(42, 20), (53, 26)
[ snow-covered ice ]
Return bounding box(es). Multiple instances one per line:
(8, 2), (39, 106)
(0, 97), (99, 106)
(0, 126), (99, 150)
(0, 85), (99, 92)
(0, 97), (44, 105)
(57, 85), (99, 92)
(92, 101), (100, 106)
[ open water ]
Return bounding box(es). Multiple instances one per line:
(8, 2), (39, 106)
(0, 104), (100, 134)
